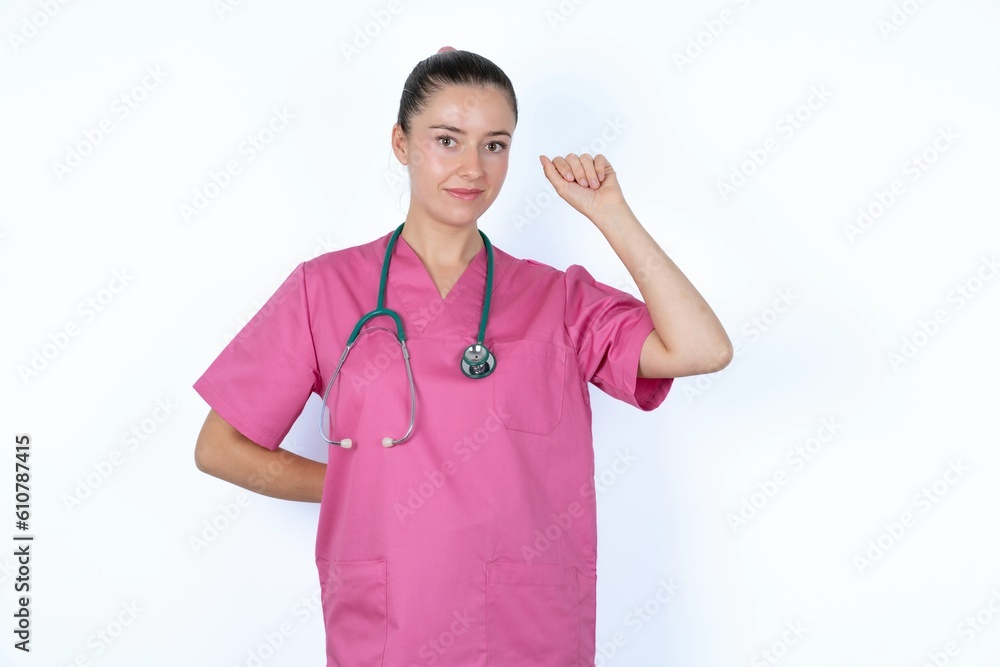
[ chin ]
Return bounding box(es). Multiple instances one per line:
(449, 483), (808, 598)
(442, 203), (493, 224)
(446, 213), (486, 227)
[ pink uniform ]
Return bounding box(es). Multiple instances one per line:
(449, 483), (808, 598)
(194, 226), (672, 666)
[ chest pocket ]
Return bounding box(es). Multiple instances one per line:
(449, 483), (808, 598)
(491, 340), (567, 435)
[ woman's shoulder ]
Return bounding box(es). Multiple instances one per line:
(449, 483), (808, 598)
(487, 244), (573, 299)
(493, 243), (565, 275)
(300, 233), (385, 275)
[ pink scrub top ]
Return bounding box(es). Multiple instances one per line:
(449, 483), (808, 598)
(193, 227), (672, 666)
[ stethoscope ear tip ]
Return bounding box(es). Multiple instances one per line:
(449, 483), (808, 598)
(382, 437), (395, 448)
(340, 439), (353, 449)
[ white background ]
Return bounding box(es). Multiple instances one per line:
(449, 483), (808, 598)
(2, 0), (999, 665)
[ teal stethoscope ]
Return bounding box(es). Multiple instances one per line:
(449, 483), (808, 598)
(319, 222), (496, 449)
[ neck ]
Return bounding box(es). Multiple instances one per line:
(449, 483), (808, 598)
(400, 215), (484, 269)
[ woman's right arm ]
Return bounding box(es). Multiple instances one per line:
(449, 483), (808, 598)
(194, 409), (326, 502)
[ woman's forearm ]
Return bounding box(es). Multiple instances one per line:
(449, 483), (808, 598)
(194, 409), (326, 502)
(592, 202), (733, 377)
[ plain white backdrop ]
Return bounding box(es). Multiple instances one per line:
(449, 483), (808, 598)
(2, 0), (999, 665)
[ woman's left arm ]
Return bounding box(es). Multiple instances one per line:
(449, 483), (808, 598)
(540, 152), (733, 379)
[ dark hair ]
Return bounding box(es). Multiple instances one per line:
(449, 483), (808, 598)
(396, 49), (518, 135)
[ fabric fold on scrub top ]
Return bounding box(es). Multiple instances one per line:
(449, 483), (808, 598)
(193, 227), (672, 666)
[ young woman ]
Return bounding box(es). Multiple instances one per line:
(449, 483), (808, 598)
(194, 46), (731, 666)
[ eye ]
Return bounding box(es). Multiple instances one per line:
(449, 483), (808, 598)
(436, 135), (456, 147)
(486, 141), (509, 153)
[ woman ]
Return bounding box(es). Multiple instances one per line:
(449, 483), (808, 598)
(194, 47), (731, 666)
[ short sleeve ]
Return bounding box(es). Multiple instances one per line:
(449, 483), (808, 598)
(193, 262), (321, 450)
(564, 264), (672, 411)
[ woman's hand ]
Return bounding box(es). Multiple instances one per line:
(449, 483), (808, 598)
(539, 153), (628, 222)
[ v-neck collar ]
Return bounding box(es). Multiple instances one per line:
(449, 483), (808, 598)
(368, 226), (513, 338)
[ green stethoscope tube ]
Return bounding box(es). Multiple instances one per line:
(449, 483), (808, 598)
(320, 222), (495, 449)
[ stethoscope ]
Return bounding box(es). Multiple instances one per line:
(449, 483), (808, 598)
(319, 222), (496, 449)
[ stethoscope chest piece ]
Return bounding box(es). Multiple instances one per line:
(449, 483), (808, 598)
(461, 343), (495, 378)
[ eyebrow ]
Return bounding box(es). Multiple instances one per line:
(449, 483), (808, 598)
(428, 124), (512, 139)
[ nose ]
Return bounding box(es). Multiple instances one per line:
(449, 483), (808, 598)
(458, 146), (483, 180)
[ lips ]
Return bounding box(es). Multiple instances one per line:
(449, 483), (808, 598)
(446, 188), (483, 200)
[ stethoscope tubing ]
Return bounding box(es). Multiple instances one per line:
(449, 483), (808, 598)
(319, 222), (493, 449)
(319, 325), (416, 448)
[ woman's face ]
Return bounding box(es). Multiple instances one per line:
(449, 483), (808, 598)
(392, 84), (515, 230)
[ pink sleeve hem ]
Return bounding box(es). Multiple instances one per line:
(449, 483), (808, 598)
(620, 311), (673, 411)
(193, 376), (283, 451)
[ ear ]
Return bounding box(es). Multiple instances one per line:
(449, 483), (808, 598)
(391, 124), (408, 166)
